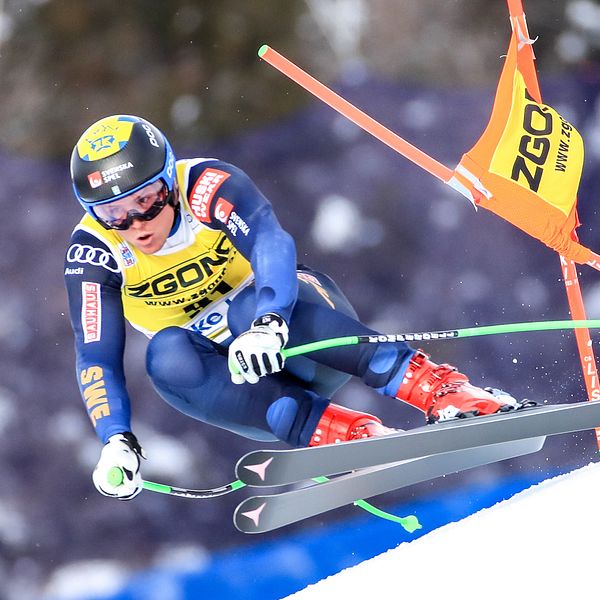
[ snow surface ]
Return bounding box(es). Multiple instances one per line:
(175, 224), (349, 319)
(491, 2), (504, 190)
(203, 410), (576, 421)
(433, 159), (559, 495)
(284, 462), (600, 599)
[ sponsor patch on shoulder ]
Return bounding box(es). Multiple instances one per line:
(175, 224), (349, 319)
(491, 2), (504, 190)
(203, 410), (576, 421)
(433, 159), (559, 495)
(189, 168), (231, 222)
(214, 197), (234, 224)
(221, 204), (250, 237)
(67, 243), (119, 273)
(117, 242), (136, 267)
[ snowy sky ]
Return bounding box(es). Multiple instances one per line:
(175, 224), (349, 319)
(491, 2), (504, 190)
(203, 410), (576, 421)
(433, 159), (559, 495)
(285, 462), (600, 599)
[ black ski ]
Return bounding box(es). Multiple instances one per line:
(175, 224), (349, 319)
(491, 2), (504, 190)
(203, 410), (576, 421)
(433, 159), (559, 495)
(236, 400), (600, 486)
(234, 436), (545, 533)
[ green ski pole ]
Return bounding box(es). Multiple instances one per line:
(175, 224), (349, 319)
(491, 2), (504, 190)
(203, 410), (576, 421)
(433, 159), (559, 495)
(282, 319), (600, 358)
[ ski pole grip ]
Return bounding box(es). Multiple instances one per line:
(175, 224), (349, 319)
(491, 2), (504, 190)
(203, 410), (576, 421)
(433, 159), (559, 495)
(108, 466), (125, 487)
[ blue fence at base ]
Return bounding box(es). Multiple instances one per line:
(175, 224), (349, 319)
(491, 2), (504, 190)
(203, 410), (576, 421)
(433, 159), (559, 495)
(74, 467), (567, 600)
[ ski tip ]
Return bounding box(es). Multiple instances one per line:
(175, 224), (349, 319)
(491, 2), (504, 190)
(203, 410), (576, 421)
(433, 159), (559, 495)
(234, 498), (270, 534)
(258, 44), (269, 58)
(236, 450), (285, 485)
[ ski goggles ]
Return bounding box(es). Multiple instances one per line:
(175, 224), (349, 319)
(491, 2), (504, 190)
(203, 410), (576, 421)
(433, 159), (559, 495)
(93, 180), (173, 230)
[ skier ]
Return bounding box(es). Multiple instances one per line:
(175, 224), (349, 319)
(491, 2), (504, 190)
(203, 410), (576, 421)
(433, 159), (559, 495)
(65, 115), (526, 500)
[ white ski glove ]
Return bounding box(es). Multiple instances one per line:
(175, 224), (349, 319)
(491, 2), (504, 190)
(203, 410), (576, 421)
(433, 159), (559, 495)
(228, 313), (289, 384)
(92, 432), (145, 500)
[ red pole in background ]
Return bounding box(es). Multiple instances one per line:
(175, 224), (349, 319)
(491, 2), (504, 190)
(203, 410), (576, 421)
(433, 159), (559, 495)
(508, 0), (600, 450)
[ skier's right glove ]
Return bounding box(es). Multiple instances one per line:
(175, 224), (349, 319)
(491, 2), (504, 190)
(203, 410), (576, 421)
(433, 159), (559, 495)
(228, 313), (289, 385)
(92, 432), (145, 500)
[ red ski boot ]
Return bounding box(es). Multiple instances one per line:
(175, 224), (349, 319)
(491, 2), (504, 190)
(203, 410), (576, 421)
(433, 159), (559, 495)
(309, 403), (395, 447)
(396, 350), (524, 424)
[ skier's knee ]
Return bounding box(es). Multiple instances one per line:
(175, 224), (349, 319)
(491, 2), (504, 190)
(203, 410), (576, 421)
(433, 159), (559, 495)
(267, 393), (329, 447)
(267, 396), (300, 443)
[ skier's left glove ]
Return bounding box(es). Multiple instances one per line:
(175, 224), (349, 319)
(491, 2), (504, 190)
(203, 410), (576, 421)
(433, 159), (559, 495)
(92, 432), (146, 500)
(228, 313), (289, 384)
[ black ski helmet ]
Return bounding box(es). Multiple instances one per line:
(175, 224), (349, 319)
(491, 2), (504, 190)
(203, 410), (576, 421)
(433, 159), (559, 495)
(70, 115), (176, 218)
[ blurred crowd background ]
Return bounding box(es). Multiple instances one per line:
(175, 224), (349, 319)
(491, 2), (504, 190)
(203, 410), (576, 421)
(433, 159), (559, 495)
(2, 1), (600, 598)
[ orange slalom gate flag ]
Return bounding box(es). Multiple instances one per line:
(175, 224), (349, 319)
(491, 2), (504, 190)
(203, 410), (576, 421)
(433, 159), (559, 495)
(449, 21), (592, 264)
